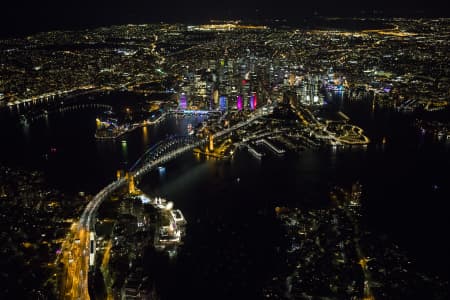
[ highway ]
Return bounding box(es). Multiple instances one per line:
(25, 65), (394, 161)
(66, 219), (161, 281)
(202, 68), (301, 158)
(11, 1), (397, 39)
(59, 110), (265, 300)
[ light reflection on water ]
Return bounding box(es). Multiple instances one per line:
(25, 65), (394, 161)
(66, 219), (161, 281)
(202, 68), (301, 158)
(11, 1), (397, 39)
(1, 92), (449, 298)
(142, 125), (149, 145)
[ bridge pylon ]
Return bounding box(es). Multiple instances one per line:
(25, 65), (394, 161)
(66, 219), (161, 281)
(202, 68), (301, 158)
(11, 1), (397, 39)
(126, 172), (136, 194)
(116, 169), (125, 180)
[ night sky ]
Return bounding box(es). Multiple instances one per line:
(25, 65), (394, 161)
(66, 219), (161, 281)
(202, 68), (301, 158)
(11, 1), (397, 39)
(1, 0), (449, 37)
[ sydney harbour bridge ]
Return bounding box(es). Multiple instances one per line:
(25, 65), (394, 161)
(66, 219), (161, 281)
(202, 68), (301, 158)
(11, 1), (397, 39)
(59, 109), (266, 300)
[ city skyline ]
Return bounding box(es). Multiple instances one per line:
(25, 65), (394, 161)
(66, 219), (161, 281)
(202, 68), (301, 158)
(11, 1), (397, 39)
(0, 7), (448, 300)
(2, 0), (450, 37)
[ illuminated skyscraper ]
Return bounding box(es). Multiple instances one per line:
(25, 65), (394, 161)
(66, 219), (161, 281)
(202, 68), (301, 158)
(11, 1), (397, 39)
(237, 95), (243, 110)
(179, 93), (188, 109)
(250, 92), (257, 110)
(241, 79), (250, 109)
(213, 90), (219, 107)
(219, 95), (227, 111)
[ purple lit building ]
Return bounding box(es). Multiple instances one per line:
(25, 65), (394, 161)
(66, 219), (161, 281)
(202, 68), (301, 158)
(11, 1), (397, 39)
(237, 95), (243, 110)
(179, 93), (188, 109)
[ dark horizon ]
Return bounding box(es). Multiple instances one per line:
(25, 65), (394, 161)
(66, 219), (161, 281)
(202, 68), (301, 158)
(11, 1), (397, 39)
(1, 0), (449, 38)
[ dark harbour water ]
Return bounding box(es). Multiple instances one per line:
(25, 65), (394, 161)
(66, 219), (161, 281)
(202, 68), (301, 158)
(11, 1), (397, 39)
(0, 92), (449, 299)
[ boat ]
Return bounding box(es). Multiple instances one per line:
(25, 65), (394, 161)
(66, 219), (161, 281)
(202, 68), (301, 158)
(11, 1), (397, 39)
(19, 114), (28, 124)
(155, 209), (182, 249)
(171, 209), (187, 226)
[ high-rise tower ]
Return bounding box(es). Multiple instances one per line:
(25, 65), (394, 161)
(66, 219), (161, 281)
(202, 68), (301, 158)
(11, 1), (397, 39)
(209, 135), (214, 152)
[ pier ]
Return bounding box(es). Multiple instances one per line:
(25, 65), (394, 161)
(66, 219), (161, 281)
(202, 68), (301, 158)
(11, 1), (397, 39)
(255, 138), (285, 155)
(246, 143), (265, 160)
